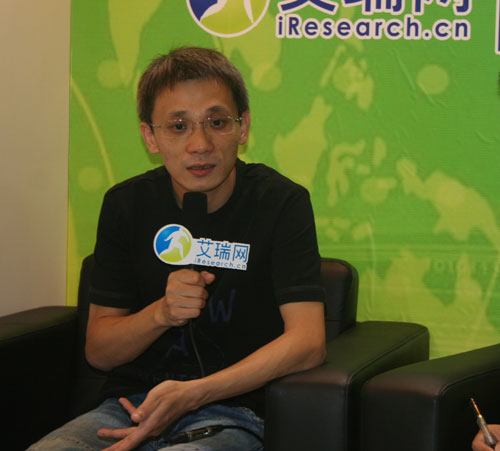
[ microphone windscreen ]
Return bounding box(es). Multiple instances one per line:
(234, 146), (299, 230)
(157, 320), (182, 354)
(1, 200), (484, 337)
(182, 192), (208, 238)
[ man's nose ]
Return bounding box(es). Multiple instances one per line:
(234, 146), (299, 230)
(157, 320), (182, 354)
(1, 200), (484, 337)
(186, 121), (214, 153)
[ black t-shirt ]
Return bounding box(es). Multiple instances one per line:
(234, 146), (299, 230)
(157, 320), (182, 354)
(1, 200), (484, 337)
(89, 159), (324, 416)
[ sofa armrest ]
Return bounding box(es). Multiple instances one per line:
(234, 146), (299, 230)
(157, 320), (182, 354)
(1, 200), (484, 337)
(265, 321), (429, 451)
(361, 343), (500, 451)
(0, 306), (77, 451)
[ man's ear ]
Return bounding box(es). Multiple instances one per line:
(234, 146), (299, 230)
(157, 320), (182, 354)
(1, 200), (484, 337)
(238, 110), (250, 145)
(140, 122), (159, 154)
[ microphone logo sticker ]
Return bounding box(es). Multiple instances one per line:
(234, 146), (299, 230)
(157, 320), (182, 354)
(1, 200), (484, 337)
(154, 224), (193, 265)
(154, 224), (251, 270)
(186, 0), (270, 37)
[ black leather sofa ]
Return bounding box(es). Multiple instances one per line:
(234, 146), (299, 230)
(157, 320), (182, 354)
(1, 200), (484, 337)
(1, 256), (429, 450)
(360, 342), (500, 451)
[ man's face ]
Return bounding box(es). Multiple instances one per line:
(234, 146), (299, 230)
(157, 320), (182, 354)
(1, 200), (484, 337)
(140, 78), (250, 212)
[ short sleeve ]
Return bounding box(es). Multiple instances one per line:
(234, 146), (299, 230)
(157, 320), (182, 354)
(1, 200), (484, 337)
(271, 187), (325, 305)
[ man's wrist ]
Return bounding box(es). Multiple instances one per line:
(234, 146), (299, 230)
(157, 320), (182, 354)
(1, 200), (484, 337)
(152, 297), (173, 328)
(185, 377), (215, 410)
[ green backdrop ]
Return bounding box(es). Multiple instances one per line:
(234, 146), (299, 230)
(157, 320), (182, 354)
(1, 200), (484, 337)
(68, 0), (500, 358)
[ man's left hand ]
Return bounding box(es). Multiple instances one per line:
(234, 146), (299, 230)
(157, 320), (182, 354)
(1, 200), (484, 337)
(98, 379), (199, 451)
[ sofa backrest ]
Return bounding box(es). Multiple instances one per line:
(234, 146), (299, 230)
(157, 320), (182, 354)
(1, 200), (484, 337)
(321, 258), (358, 340)
(69, 254), (106, 417)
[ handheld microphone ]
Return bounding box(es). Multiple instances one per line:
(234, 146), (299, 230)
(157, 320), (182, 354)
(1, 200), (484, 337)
(182, 192), (208, 378)
(182, 192), (208, 242)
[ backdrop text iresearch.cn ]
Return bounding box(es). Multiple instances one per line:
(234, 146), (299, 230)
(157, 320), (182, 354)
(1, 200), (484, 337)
(275, 0), (472, 41)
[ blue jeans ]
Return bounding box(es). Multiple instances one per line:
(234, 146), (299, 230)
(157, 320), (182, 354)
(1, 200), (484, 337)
(27, 394), (264, 451)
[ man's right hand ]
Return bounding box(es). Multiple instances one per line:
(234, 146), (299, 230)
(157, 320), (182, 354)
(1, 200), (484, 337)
(472, 425), (500, 450)
(157, 269), (215, 327)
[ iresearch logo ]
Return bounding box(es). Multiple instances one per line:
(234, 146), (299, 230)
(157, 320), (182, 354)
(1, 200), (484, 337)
(154, 224), (251, 270)
(187, 0), (270, 37)
(154, 224), (193, 265)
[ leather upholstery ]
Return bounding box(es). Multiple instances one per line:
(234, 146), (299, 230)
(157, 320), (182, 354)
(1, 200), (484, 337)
(1, 306), (77, 451)
(361, 343), (500, 451)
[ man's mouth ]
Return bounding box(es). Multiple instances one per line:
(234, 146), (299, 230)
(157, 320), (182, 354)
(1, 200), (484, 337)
(188, 164), (215, 170)
(187, 164), (215, 176)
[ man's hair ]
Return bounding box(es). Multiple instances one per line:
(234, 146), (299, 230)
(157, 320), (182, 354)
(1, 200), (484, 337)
(137, 47), (249, 124)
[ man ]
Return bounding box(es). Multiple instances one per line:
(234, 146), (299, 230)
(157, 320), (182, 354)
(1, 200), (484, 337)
(29, 46), (325, 451)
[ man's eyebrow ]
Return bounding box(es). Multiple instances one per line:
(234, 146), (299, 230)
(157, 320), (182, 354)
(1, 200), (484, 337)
(168, 110), (189, 118)
(166, 106), (231, 119)
(206, 105), (229, 113)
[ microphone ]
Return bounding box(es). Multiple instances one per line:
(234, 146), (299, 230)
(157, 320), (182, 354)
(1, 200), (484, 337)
(181, 192), (208, 378)
(182, 192), (208, 241)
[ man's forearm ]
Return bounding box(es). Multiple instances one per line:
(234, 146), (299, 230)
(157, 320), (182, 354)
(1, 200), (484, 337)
(188, 303), (326, 410)
(85, 299), (170, 371)
(196, 335), (324, 409)
(86, 270), (213, 371)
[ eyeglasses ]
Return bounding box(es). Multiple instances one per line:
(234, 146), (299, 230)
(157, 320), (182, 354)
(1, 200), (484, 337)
(150, 114), (242, 139)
